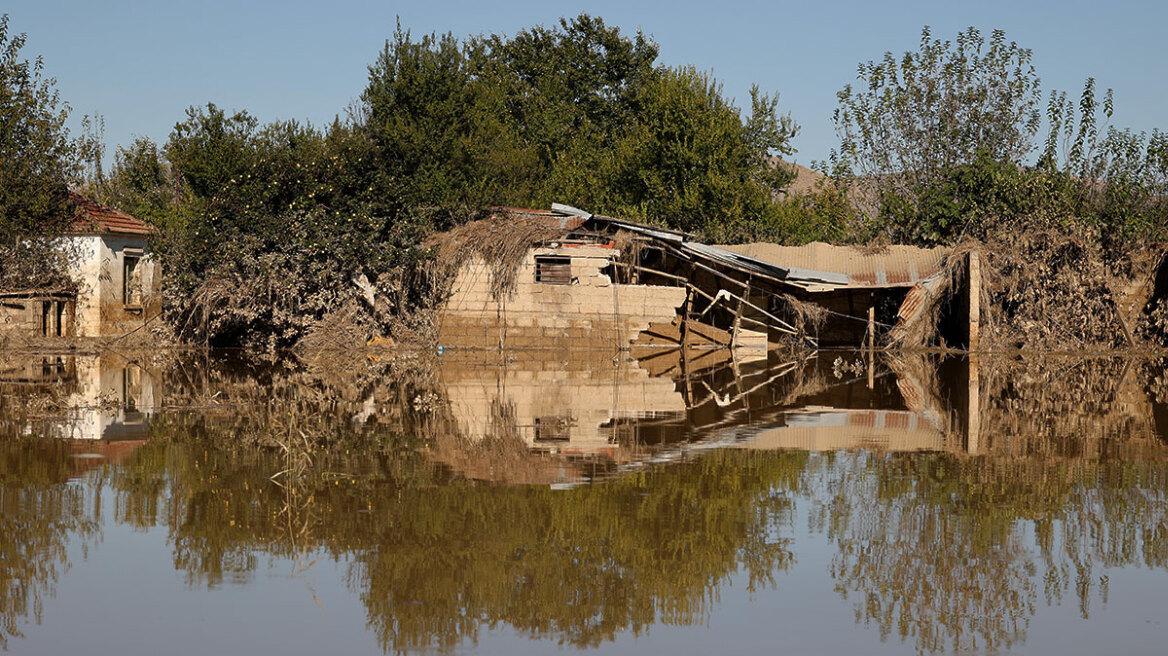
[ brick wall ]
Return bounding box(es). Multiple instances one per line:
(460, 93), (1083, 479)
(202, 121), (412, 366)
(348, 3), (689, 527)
(438, 246), (687, 350)
(437, 352), (686, 453)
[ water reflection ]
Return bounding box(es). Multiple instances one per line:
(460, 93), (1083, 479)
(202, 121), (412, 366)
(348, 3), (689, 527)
(0, 353), (157, 442)
(1, 350), (1167, 654)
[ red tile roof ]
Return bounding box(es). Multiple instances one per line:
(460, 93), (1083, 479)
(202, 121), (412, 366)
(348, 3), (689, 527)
(69, 194), (152, 236)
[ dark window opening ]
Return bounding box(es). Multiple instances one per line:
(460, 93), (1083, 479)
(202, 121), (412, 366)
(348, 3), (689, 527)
(535, 256), (571, 284)
(122, 367), (140, 413)
(534, 416), (572, 441)
(123, 255), (143, 307)
(40, 300), (66, 337)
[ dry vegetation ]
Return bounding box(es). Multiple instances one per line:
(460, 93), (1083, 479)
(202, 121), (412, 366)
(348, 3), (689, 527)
(978, 230), (1162, 350)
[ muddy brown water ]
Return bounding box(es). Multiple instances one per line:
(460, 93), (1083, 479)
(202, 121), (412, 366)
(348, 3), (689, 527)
(1, 349), (1167, 655)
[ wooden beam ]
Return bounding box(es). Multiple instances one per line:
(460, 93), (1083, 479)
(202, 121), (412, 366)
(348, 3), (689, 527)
(967, 354), (980, 454)
(867, 306), (875, 352)
(968, 250), (981, 352)
(712, 287), (800, 336)
(610, 261), (689, 284)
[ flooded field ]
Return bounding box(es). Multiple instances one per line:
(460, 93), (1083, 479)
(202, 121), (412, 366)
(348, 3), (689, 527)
(2, 348), (1167, 655)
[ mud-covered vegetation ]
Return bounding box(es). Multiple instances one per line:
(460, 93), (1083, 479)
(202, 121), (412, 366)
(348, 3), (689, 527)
(4, 12), (1168, 349)
(827, 28), (1168, 349)
(86, 15), (806, 348)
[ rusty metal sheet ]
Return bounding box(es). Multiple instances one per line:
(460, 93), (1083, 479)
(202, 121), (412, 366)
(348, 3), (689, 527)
(718, 242), (949, 289)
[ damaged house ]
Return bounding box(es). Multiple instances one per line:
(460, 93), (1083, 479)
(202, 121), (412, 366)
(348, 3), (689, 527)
(0, 195), (160, 339)
(436, 208), (689, 350)
(436, 205), (980, 353)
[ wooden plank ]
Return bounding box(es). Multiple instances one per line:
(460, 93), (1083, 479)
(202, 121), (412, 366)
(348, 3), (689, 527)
(867, 306), (875, 352)
(611, 262), (688, 284)
(715, 287), (798, 336)
(732, 277), (748, 348)
(967, 354), (980, 454)
(968, 251), (981, 351)
(686, 321), (732, 346)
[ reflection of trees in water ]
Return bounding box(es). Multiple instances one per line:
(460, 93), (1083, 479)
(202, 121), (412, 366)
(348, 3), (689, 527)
(353, 452), (801, 652)
(8, 353), (1168, 654)
(812, 452), (1168, 654)
(0, 439), (100, 649)
(99, 355), (1168, 655)
(813, 454), (1034, 654)
(107, 425), (804, 653)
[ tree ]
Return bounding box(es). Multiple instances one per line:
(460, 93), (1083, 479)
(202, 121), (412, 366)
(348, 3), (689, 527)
(480, 12), (660, 197)
(586, 68), (797, 237)
(359, 14), (799, 232)
(0, 14), (82, 243)
(102, 136), (176, 227)
(827, 26), (1052, 243)
(831, 26), (1042, 183)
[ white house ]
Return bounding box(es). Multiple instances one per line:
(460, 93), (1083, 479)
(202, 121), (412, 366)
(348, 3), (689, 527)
(0, 195), (161, 338)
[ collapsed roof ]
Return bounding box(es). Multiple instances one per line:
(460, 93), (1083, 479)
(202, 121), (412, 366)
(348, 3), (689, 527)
(561, 210), (948, 293)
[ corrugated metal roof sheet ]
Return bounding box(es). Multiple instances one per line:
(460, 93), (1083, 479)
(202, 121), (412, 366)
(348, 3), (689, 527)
(887, 273), (947, 345)
(585, 215), (690, 243)
(681, 242), (804, 283)
(579, 215), (942, 291)
(69, 194), (152, 236)
(717, 242), (948, 288)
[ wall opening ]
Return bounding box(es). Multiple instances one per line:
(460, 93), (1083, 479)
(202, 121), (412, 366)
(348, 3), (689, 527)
(533, 416), (572, 442)
(123, 252), (143, 307)
(535, 256), (571, 284)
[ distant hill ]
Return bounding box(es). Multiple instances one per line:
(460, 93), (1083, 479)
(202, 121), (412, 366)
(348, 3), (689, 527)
(770, 159), (827, 195)
(783, 161), (826, 194)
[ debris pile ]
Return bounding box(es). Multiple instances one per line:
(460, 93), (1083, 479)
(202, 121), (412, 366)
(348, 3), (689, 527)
(373, 213), (579, 345)
(980, 230), (1161, 350)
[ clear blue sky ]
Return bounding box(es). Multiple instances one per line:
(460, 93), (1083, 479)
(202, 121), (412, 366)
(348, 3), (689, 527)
(5, 0), (1167, 168)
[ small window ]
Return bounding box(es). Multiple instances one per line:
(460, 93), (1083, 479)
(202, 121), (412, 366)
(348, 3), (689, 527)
(535, 256), (571, 284)
(534, 416), (572, 442)
(123, 254), (143, 307)
(122, 367), (140, 412)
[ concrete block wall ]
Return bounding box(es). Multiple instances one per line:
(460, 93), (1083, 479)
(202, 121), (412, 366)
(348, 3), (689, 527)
(438, 248), (687, 350)
(438, 355), (686, 452)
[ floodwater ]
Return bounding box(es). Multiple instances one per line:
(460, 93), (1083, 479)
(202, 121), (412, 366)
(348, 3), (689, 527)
(1, 348), (1167, 655)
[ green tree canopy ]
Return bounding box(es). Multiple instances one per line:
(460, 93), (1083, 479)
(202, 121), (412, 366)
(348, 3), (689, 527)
(101, 13), (803, 346)
(829, 26), (1168, 245)
(831, 26), (1042, 182)
(359, 14), (798, 231)
(0, 14), (82, 241)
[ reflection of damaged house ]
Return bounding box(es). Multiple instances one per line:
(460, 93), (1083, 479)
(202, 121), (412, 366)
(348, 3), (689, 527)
(436, 205), (980, 352)
(0, 353), (157, 441)
(1, 195), (160, 338)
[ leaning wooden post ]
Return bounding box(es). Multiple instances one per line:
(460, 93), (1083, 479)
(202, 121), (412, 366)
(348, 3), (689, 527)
(731, 277), (748, 348)
(866, 305), (875, 389)
(967, 353), (980, 454)
(968, 250), (981, 352)
(866, 305), (875, 352)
